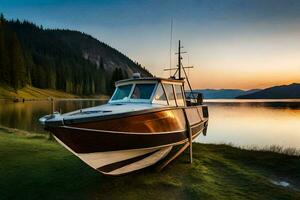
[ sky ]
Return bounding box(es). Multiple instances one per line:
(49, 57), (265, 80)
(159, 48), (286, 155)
(1, 0), (300, 89)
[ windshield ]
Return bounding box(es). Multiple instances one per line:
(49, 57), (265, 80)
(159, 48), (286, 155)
(163, 83), (176, 106)
(174, 85), (185, 106)
(152, 83), (168, 105)
(111, 84), (133, 101)
(131, 83), (155, 99)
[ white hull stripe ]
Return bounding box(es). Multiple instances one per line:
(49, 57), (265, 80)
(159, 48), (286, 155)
(61, 120), (205, 135)
(54, 135), (162, 169)
(62, 125), (186, 135)
(78, 148), (159, 169)
(102, 146), (173, 175)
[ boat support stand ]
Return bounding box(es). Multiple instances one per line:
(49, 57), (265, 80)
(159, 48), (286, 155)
(156, 109), (193, 171)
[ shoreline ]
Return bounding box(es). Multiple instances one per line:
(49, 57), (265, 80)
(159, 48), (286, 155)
(2, 86), (300, 103)
(1, 125), (299, 156)
(0, 85), (110, 101)
(0, 97), (109, 102)
(2, 98), (300, 102)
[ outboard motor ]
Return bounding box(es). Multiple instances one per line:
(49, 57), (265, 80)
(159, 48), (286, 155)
(197, 93), (203, 105)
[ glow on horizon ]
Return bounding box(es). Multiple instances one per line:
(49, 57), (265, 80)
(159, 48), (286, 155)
(140, 21), (300, 90)
(1, 0), (300, 89)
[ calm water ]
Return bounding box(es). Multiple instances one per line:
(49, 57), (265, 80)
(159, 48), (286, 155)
(0, 99), (299, 149)
(0, 100), (107, 133)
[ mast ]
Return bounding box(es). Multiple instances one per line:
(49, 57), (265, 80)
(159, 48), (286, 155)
(164, 40), (191, 80)
(175, 40), (186, 80)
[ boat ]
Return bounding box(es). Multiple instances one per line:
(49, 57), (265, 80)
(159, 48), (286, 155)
(39, 40), (209, 175)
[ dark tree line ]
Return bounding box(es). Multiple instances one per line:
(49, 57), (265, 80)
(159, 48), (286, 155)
(0, 14), (26, 89)
(0, 14), (151, 95)
(109, 68), (127, 94)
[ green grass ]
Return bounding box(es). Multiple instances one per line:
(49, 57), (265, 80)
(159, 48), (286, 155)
(0, 85), (109, 100)
(0, 85), (78, 99)
(0, 129), (299, 200)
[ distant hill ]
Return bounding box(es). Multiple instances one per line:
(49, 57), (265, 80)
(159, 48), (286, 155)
(0, 14), (151, 95)
(186, 89), (260, 99)
(236, 83), (300, 99)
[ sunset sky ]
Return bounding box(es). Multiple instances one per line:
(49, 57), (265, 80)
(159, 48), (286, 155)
(1, 0), (300, 89)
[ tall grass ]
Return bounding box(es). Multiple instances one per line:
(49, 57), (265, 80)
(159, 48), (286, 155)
(246, 145), (300, 156)
(208, 142), (300, 156)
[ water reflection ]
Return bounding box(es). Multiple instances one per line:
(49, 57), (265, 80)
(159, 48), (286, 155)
(197, 101), (300, 149)
(0, 100), (107, 133)
(0, 99), (299, 149)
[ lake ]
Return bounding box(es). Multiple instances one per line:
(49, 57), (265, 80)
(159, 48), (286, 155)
(0, 99), (299, 149)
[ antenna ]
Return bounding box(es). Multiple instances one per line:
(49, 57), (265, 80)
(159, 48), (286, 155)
(169, 18), (173, 77)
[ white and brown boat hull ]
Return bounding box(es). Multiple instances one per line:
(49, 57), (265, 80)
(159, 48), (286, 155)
(45, 106), (208, 175)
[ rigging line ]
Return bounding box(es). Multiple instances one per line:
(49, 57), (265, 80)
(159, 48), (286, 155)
(172, 68), (179, 77)
(182, 62), (196, 99)
(187, 54), (190, 77)
(169, 18), (173, 77)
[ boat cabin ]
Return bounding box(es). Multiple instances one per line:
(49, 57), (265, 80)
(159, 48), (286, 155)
(109, 77), (186, 107)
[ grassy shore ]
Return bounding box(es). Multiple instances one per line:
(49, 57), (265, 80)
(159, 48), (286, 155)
(0, 85), (110, 100)
(0, 85), (78, 99)
(0, 128), (299, 200)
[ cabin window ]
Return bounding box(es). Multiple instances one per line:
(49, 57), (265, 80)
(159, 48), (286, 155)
(174, 85), (185, 106)
(163, 84), (176, 106)
(153, 83), (168, 105)
(131, 83), (156, 99)
(111, 84), (133, 101)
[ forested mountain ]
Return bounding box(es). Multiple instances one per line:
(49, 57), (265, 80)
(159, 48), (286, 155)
(0, 14), (152, 95)
(236, 83), (300, 99)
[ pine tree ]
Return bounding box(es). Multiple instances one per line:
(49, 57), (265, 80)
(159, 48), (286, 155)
(9, 32), (26, 89)
(47, 69), (56, 89)
(100, 72), (106, 94)
(0, 22), (4, 82)
(0, 13), (4, 24)
(91, 79), (95, 94)
(24, 52), (35, 86)
(0, 14), (10, 85)
(100, 57), (104, 69)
